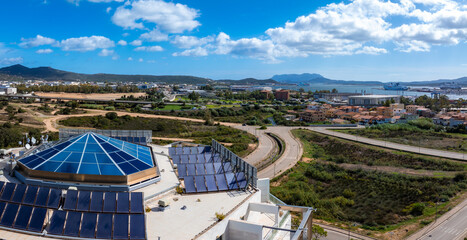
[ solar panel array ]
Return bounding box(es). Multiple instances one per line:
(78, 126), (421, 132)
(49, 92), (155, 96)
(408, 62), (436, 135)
(0, 181), (146, 239)
(18, 132), (155, 176)
(169, 146), (249, 193)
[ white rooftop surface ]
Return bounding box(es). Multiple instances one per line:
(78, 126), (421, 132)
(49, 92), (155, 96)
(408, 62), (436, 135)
(146, 190), (254, 240)
(349, 94), (400, 98)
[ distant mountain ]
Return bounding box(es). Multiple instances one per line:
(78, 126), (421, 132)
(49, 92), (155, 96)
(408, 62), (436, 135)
(0, 64), (213, 84)
(216, 78), (280, 85)
(406, 77), (467, 86)
(272, 73), (382, 85)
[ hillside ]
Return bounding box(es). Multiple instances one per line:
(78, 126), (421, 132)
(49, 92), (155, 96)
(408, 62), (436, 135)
(216, 78), (280, 85)
(272, 73), (382, 85)
(0, 64), (213, 84)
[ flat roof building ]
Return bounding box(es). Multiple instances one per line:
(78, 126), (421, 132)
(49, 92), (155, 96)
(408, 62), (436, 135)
(348, 95), (400, 106)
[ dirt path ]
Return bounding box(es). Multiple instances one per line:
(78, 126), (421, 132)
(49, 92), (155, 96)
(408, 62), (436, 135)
(43, 110), (239, 132)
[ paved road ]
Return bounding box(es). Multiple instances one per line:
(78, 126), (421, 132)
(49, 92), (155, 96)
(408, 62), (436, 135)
(310, 127), (467, 161)
(233, 126), (276, 167)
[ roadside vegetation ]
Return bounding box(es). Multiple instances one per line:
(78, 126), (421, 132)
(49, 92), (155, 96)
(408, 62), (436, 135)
(59, 113), (257, 156)
(337, 118), (467, 153)
(271, 129), (467, 237)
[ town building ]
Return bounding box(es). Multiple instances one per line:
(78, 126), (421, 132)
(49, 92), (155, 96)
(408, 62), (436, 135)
(348, 95), (400, 106)
(274, 90), (290, 101)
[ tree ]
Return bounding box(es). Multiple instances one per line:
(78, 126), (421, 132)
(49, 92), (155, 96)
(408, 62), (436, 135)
(105, 112), (118, 120)
(188, 91), (200, 101)
(311, 225), (327, 240)
(331, 88), (338, 93)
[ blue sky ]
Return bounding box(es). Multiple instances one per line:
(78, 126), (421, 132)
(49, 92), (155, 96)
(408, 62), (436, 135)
(1, 0), (467, 82)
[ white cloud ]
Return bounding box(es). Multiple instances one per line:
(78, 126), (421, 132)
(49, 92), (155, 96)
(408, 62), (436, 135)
(134, 46), (164, 52)
(355, 46), (388, 55)
(395, 40), (431, 52)
(130, 40), (142, 46)
(19, 35), (56, 48)
(118, 40), (127, 46)
(36, 49), (53, 54)
(106, 7), (112, 13)
(173, 47), (208, 56)
(112, 0), (200, 33)
(67, 0), (123, 5)
(0, 57), (23, 65)
(98, 49), (115, 56)
(171, 35), (214, 49)
(128, 57), (133, 61)
(58, 36), (115, 51)
(138, 58), (144, 62)
(140, 29), (168, 42)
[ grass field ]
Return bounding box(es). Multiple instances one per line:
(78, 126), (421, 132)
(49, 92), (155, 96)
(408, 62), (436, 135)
(271, 129), (467, 237)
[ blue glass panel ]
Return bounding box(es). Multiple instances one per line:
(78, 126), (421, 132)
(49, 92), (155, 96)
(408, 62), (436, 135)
(130, 192), (143, 214)
(11, 184), (26, 203)
(215, 174), (228, 191)
(48, 151), (72, 162)
(48, 210), (66, 235)
(117, 192), (130, 213)
(130, 214), (146, 240)
(80, 212), (97, 238)
(52, 141), (73, 151)
(75, 135), (88, 143)
(64, 152), (82, 163)
(212, 155), (221, 162)
(25, 158), (46, 169)
(109, 152), (126, 163)
(63, 190), (78, 211)
(175, 148), (183, 155)
(129, 160), (151, 171)
(214, 163), (223, 174)
(78, 163), (101, 175)
(82, 153), (97, 163)
(195, 176), (207, 193)
(205, 175), (218, 192)
(223, 163), (232, 173)
(64, 211), (82, 237)
(40, 149), (60, 160)
(114, 214), (129, 240)
(196, 154), (206, 163)
(56, 162), (79, 173)
(138, 154), (153, 166)
(35, 161), (62, 172)
(197, 147), (205, 154)
(204, 154), (213, 163)
(225, 173), (238, 190)
(18, 155), (37, 165)
(100, 142), (120, 153)
(183, 148), (190, 155)
(28, 207), (47, 232)
(95, 153), (114, 164)
(99, 164), (123, 176)
(195, 164), (205, 175)
(103, 192), (117, 213)
(177, 164), (186, 179)
(66, 142), (86, 152)
(0, 203), (19, 227)
(171, 155), (180, 164)
(0, 202), (5, 218)
(187, 164), (196, 176)
(85, 143), (103, 153)
(34, 187), (50, 207)
(96, 213), (113, 239)
(90, 192), (104, 212)
(189, 155), (197, 163)
(13, 205), (33, 230)
(117, 151), (136, 161)
(184, 176), (196, 193)
(180, 155), (189, 164)
(47, 188), (62, 209)
(35, 148), (55, 158)
(118, 162), (139, 175)
(22, 186), (38, 205)
(77, 191), (91, 212)
(205, 163), (215, 175)
(236, 172), (247, 189)
(0, 182), (16, 201)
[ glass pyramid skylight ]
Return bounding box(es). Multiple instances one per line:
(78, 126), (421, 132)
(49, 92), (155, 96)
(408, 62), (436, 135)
(18, 132), (154, 176)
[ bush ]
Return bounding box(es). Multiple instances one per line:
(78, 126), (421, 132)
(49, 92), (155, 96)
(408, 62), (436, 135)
(105, 112), (118, 120)
(215, 212), (226, 221)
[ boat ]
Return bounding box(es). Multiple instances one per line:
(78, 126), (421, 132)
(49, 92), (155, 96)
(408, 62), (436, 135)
(383, 82), (408, 91)
(440, 82), (461, 90)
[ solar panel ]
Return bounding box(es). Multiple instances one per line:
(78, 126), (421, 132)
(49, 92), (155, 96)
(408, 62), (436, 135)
(223, 163), (232, 173)
(22, 186), (38, 205)
(130, 192), (144, 214)
(188, 155), (197, 163)
(0, 181), (4, 194)
(205, 154), (213, 163)
(184, 177), (196, 194)
(0, 182), (16, 201)
(236, 172), (248, 189)
(47, 188), (62, 209)
(168, 148), (175, 156)
(214, 163), (223, 174)
(114, 214), (129, 239)
(63, 190), (78, 210)
(96, 213), (113, 239)
(215, 174), (228, 191)
(180, 155), (189, 164)
(183, 148), (190, 155)
(195, 163), (205, 175)
(77, 191), (91, 212)
(117, 192), (130, 213)
(13, 205), (33, 230)
(225, 173), (238, 190)
(171, 155), (180, 164)
(0, 203), (19, 227)
(205, 163), (215, 175)
(90, 192), (104, 212)
(103, 192), (117, 213)
(130, 214), (146, 240)
(34, 187), (50, 207)
(48, 210), (66, 235)
(187, 164), (196, 176)
(194, 176), (207, 193)
(177, 164), (186, 179)
(196, 154), (206, 163)
(28, 207), (46, 232)
(205, 175), (218, 192)
(64, 211), (82, 237)
(80, 212), (97, 238)
(10, 184), (26, 203)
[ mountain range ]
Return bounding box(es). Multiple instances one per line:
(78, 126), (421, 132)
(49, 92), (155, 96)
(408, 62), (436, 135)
(1, 64), (466, 86)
